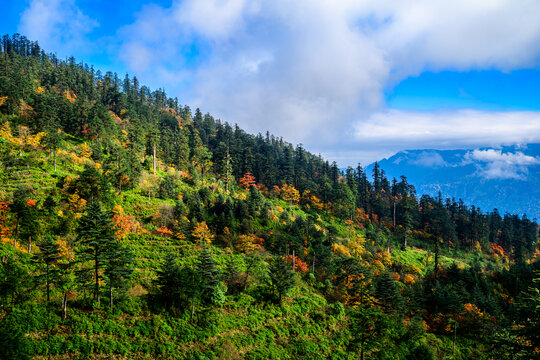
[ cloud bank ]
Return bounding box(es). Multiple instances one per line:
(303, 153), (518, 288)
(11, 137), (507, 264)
(17, 0), (540, 165)
(465, 149), (540, 180)
(354, 109), (540, 150)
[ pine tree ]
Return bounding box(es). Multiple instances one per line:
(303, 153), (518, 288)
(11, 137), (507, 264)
(75, 201), (116, 305)
(154, 254), (181, 309)
(375, 272), (403, 312)
(0, 253), (32, 307)
(268, 256), (294, 303)
(155, 254), (203, 317)
(224, 257), (246, 295)
(34, 236), (61, 302)
(56, 259), (77, 319)
(104, 241), (133, 311)
(197, 247), (220, 304)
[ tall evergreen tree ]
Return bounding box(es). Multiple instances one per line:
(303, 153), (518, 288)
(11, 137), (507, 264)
(268, 256), (294, 303)
(34, 236), (61, 302)
(75, 201), (116, 305)
(197, 247), (220, 305)
(104, 241), (133, 311)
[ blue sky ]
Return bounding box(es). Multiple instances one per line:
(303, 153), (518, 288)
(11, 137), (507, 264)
(2, 0), (540, 165)
(387, 70), (540, 112)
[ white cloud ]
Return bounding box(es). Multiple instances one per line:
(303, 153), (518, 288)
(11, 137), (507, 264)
(111, 0), (540, 165)
(19, 0), (540, 165)
(410, 152), (447, 168)
(18, 0), (98, 55)
(465, 149), (540, 180)
(173, 0), (252, 39)
(468, 149), (540, 165)
(354, 109), (540, 150)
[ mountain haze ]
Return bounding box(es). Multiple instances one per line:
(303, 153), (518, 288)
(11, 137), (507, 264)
(367, 144), (540, 219)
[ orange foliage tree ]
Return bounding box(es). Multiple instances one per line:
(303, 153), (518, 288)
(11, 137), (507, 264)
(112, 205), (143, 240)
(156, 226), (173, 237)
(0, 202), (12, 244)
(239, 172), (256, 189)
(285, 254), (309, 272)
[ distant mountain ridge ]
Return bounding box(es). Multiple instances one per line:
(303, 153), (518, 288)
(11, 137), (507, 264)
(366, 144), (540, 220)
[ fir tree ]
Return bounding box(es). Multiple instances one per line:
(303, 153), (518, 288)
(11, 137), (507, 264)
(34, 236), (61, 302)
(104, 241), (133, 311)
(75, 201), (116, 305)
(268, 256), (294, 303)
(197, 246), (220, 304)
(375, 271), (403, 312)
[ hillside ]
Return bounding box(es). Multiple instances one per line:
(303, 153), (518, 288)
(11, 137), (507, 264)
(366, 145), (540, 219)
(0, 34), (539, 360)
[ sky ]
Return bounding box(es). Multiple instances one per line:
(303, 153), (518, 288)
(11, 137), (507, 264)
(2, 0), (540, 166)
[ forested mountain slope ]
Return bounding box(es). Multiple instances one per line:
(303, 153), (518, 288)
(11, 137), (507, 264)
(0, 34), (538, 360)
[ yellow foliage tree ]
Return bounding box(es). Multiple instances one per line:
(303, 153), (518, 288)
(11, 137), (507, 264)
(0, 123), (45, 155)
(191, 221), (214, 245)
(348, 233), (366, 257)
(79, 142), (93, 159)
(281, 184), (300, 204)
(235, 233), (262, 253)
(332, 243), (352, 257)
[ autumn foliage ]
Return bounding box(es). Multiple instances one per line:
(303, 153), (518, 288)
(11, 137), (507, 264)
(285, 254), (309, 272)
(235, 233), (264, 253)
(0, 202), (12, 243)
(191, 221), (214, 244)
(239, 172), (257, 189)
(281, 184), (300, 204)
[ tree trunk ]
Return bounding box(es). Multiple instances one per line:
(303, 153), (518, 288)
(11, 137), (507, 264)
(53, 149), (57, 172)
(225, 146), (230, 193)
(453, 321), (457, 355)
(110, 287), (113, 312)
(434, 240), (440, 274)
(292, 250), (295, 272)
(152, 143), (156, 175)
(191, 297), (195, 322)
(403, 230), (407, 250)
(393, 201), (396, 228)
(94, 255), (100, 305)
(46, 266), (50, 302)
(62, 293), (67, 319)
(28, 235), (32, 253)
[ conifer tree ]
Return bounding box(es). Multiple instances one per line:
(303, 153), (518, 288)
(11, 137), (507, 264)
(34, 236), (61, 302)
(268, 256), (294, 303)
(75, 201), (116, 305)
(0, 253), (32, 307)
(104, 241), (133, 311)
(56, 259), (77, 319)
(375, 271), (403, 312)
(197, 246), (220, 304)
(154, 254), (181, 309)
(155, 254), (203, 317)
